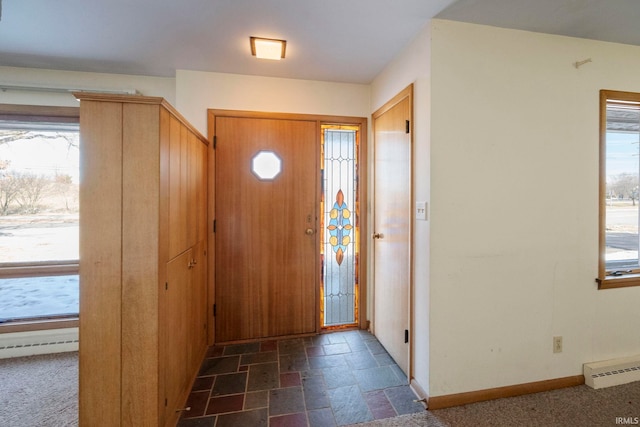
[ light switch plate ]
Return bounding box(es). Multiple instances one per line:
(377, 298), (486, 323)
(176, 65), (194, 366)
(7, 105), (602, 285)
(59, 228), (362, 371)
(416, 201), (427, 220)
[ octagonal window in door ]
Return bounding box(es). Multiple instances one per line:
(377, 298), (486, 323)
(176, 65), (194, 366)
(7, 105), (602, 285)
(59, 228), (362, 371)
(251, 150), (282, 180)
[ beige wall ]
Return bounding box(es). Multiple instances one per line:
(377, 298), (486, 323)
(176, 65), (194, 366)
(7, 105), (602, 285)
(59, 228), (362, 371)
(0, 66), (175, 106)
(175, 70), (370, 136)
(429, 19), (640, 397)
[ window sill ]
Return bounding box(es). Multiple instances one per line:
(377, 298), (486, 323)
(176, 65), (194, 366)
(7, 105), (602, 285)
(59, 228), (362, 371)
(0, 317), (78, 334)
(596, 274), (640, 289)
(0, 262), (79, 279)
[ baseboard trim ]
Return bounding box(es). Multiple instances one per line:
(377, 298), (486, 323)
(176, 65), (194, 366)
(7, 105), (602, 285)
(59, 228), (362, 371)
(427, 375), (585, 410)
(410, 377), (429, 408)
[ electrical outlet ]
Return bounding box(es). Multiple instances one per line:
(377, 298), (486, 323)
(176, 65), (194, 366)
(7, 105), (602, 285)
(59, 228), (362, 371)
(553, 336), (563, 353)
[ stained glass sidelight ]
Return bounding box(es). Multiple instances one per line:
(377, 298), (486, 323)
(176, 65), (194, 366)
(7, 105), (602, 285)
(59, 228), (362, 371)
(321, 125), (359, 327)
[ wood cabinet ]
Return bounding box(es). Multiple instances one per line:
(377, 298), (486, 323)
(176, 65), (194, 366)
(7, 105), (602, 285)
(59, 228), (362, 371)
(77, 93), (209, 427)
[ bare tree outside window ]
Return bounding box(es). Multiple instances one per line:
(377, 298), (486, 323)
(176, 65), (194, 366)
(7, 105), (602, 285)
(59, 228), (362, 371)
(608, 172), (639, 206)
(0, 162), (20, 216)
(0, 128), (79, 263)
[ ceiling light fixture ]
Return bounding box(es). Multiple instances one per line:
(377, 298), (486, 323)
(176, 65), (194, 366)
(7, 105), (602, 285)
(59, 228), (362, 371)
(250, 37), (286, 60)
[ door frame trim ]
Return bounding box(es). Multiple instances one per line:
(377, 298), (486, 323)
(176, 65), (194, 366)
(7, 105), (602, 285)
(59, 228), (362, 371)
(371, 84), (414, 378)
(207, 109), (368, 344)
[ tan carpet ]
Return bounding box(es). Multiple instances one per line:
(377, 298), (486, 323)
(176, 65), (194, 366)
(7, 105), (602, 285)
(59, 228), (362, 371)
(0, 352), (78, 427)
(352, 381), (640, 427)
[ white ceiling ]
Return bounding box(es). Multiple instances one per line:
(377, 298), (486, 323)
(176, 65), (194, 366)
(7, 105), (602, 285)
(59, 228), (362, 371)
(436, 0), (640, 47)
(0, 0), (639, 84)
(0, 0), (453, 84)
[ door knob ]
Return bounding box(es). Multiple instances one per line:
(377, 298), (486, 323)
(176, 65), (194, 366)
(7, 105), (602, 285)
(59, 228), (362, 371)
(305, 228), (315, 235)
(372, 232), (383, 239)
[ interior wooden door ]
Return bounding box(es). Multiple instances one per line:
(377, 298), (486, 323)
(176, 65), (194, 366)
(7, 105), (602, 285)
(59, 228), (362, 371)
(372, 86), (413, 376)
(215, 116), (317, 342)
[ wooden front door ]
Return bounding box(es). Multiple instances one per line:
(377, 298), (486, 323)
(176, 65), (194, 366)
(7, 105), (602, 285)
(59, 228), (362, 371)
(214, 115), (318, 342)
(372, 86), (413, 376)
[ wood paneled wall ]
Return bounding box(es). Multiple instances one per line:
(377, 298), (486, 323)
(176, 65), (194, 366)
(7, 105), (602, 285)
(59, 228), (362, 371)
(77, 93), (209, 427)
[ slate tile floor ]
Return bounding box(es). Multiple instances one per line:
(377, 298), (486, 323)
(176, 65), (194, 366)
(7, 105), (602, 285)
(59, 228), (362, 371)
(178, 330), (425, 427)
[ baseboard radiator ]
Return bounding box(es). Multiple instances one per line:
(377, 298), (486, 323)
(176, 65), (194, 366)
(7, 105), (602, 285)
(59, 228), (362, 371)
(584, 355), (640, 389)
(0, 328), (78, 359)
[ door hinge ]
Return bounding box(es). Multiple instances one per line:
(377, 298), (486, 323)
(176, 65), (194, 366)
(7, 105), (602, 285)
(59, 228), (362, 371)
(165, 397), (168, 407)
(213, 135), (217, 149)
(165, 282), (168, 291)
(213, 304), (216, 317)
(404, 329), (409, 344)
(213, 219), (216, 233)
(405, 120), (410, 134)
